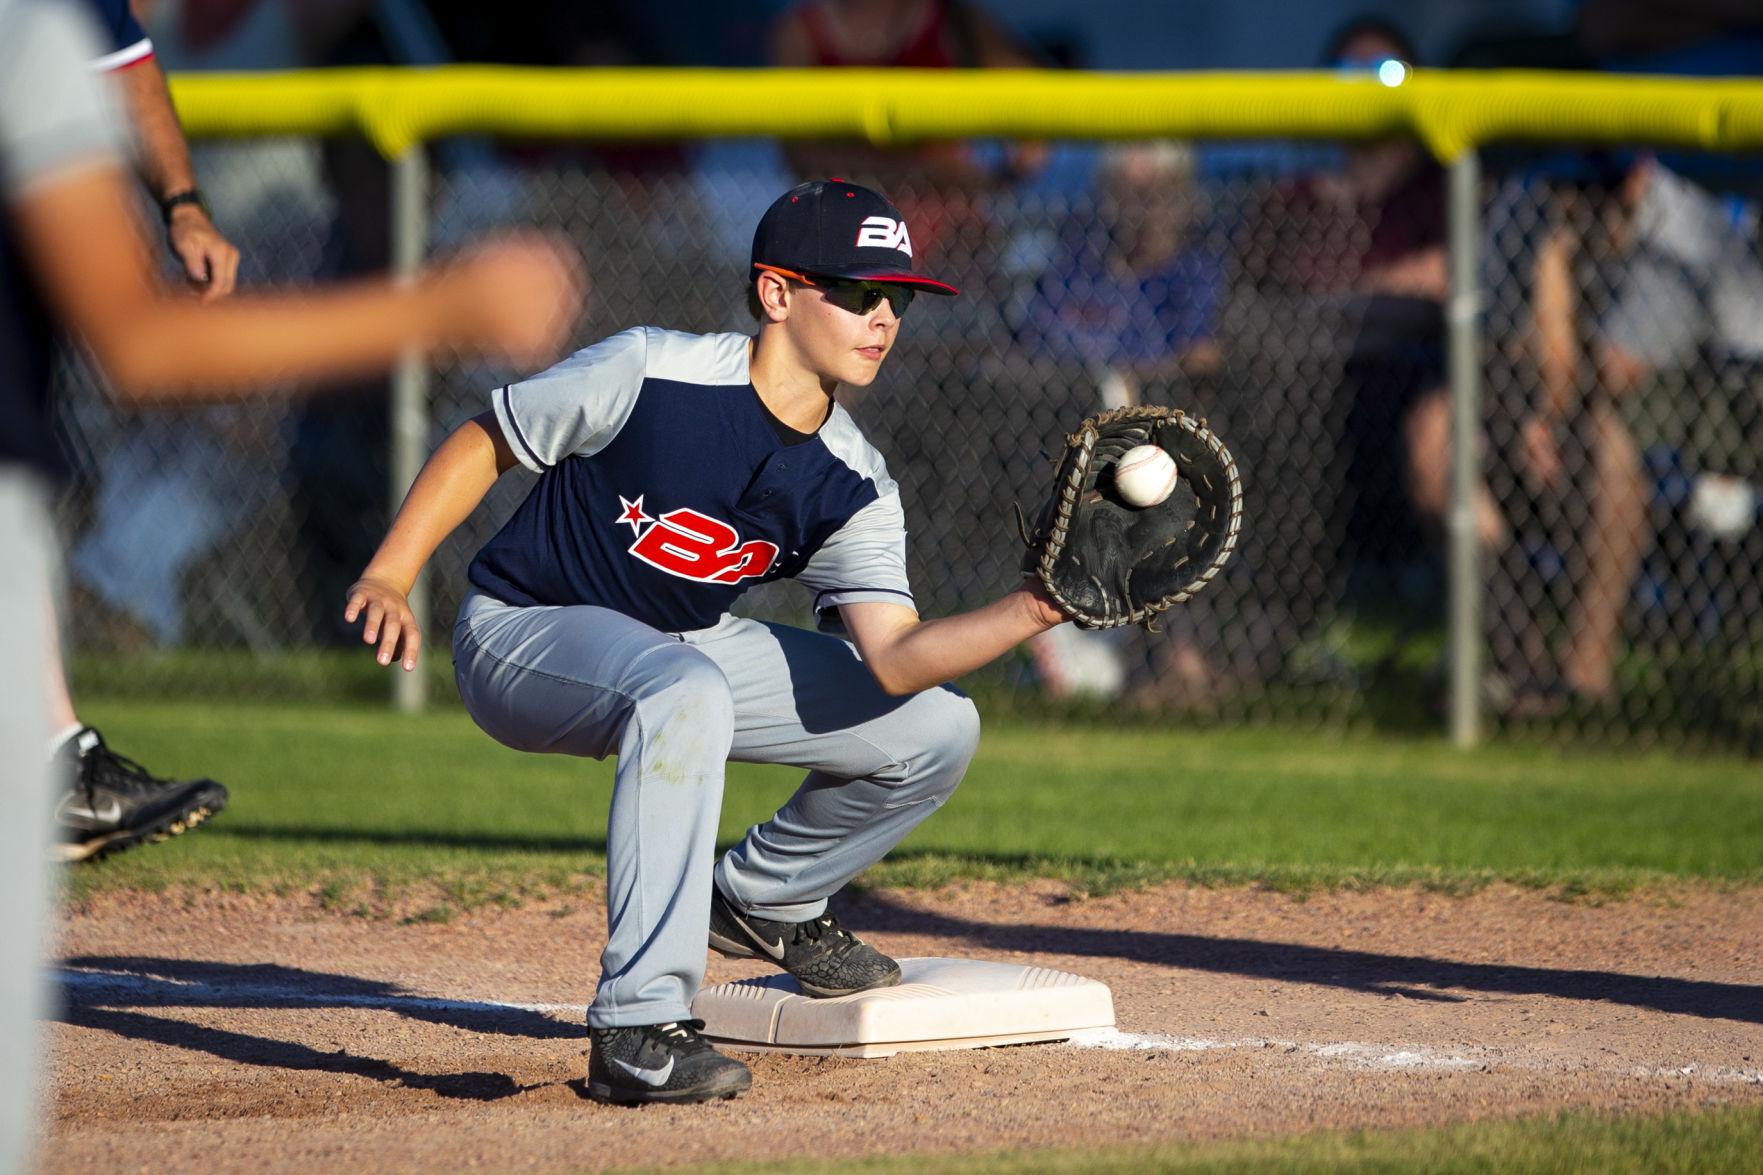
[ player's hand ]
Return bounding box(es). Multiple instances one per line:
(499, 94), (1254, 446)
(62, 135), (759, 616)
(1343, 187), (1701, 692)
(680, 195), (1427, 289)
(429, 233), (585, 368)
(166, 208), (240, 301)
(344, 576), (421, 671)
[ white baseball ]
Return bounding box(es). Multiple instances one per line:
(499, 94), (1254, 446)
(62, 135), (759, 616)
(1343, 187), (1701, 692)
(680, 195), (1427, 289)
(1112, 444), (1178, 508)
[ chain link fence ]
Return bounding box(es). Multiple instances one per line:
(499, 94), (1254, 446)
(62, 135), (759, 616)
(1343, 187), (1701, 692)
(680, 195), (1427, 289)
(55, 135), (1763, 753)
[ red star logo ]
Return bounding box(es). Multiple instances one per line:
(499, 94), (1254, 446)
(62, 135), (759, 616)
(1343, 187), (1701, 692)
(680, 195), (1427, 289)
(615, 494), (653, 536)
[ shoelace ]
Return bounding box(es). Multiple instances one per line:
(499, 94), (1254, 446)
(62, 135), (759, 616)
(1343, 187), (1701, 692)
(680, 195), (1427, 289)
(652, 1020), (711, 1053)
(789, 915), (852, 948)
(83, 742), (174, 797)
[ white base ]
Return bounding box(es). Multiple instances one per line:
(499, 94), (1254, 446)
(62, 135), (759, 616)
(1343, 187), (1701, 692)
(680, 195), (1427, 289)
(690, 957), (1115, 1058)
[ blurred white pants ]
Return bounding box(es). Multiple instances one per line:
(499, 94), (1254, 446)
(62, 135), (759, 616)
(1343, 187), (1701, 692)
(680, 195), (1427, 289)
(0, 469), (56, 1175)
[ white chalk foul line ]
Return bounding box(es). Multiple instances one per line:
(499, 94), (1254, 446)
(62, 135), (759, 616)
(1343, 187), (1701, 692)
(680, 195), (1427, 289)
(1064, 1028), (1763, 1086)
(1065, 1028), (1485, 1072)
(1636, 1064), (1763, 1086)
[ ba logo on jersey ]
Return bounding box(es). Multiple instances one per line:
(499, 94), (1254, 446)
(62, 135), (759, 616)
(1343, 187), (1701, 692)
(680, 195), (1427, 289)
(855, 215), (912, 257)
(615, 495), (777, 585)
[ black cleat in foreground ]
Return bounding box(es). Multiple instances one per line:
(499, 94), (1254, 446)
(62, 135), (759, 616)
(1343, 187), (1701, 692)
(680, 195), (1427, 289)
(53, 727), (229, 863)
(709, 882), (902, 998)
(587, 1019), (750, 1105)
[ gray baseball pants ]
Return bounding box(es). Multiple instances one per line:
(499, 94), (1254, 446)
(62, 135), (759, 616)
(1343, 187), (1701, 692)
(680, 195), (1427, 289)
(452, 590), (980, 1028)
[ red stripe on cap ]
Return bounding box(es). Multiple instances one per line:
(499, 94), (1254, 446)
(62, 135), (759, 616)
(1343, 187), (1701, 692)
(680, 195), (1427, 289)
(851, 273), (960, 295)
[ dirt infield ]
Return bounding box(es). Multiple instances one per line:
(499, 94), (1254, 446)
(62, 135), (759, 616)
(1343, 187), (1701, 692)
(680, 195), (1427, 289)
(44, 882), (1763, 1172)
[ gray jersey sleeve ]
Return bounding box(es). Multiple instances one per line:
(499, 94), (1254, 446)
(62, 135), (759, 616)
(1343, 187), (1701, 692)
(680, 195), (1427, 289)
(797, 491), (915, 618)
(0, 0), (127, 200)
(1600, 167), (1763, 367)
(1600, 252), (1701, 369)
(493, 325), (649, 472)
(797, 406), (916, 621)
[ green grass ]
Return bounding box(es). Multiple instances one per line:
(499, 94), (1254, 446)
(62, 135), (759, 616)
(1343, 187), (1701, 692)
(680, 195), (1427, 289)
(64, 699), (1763, 907)
(623, 1103), (1763, 1174)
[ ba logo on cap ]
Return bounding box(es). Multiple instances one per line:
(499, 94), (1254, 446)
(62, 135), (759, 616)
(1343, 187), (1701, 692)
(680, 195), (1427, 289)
(855, 216), (912, 257)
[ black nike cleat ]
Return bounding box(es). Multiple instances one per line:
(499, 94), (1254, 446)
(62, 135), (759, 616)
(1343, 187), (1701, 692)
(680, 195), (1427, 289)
(709, 882), (902, 998)
(586, 1019), (751, 1105)
(53, 727), (229, 863)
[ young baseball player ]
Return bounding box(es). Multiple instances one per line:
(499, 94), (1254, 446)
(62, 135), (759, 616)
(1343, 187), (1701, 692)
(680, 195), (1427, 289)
(346, 179), (1068, 1105)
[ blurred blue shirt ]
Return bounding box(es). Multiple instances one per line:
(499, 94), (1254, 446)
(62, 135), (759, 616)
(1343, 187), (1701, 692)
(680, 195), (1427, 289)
(1018, 235), (1221, 368)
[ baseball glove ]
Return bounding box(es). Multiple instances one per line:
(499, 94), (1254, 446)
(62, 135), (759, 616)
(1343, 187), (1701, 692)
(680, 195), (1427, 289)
(1021, 405), (1243, 630)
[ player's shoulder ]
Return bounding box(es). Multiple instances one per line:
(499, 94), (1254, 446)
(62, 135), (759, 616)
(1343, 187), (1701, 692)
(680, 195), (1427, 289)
(514, 325), (749, 397)
(636, 326), (752, 387)
(817, 404), (894, 491)
(83, 0), (152, 65)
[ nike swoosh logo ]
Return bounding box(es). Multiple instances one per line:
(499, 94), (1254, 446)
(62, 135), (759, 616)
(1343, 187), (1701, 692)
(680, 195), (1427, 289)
(731, 911), (787, 960)
(611, 1056), (674, 1087)
(58, 799), (122, 825)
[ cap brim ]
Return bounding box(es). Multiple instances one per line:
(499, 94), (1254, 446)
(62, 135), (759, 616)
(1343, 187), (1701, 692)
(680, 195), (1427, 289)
(808, 267), (960, 296)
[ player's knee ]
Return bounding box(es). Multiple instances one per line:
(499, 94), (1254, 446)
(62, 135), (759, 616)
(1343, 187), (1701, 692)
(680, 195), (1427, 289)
(915, 688), (981, 779)
(631, 647), (735, 750)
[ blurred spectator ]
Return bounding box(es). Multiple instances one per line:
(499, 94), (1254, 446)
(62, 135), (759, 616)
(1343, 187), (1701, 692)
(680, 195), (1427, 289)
(768, 0), (1046, 266)
(1208, 16), (1501, 712)
(1016, 142), (1222, 391)
(1012, 142), (1225, 704)
(1488, 151), (1763, 711)
(1255, 17), (1504, 569)
(1576, 0), (1763, 198)
(1588, 157), (1763, 460)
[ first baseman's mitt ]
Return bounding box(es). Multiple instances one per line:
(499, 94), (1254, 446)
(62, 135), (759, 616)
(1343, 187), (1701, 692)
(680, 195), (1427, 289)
(1021, 405), (1243, 630)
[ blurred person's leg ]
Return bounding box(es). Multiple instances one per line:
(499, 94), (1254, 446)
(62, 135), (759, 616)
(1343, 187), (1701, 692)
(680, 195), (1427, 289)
(1482, 394), (1557, 712)
(46, 603), (80, 738)
(1404, 384), (1506, 547)
(69, 423), (235, 644)
(45, 434), (234, 857)
(1, 470), (58, 1174)
(1561, 403), (1647, 701)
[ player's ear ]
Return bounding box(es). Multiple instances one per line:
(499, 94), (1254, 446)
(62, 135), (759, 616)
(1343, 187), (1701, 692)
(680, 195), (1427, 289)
(756, 270), (792, 323)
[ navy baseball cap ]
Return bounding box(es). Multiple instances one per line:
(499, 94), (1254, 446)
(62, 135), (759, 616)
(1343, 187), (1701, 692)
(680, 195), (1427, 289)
(750, 179), (959, 295)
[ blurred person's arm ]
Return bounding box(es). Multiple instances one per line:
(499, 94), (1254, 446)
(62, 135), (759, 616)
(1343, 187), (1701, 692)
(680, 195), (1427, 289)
(1175, 339), (1222, 375)
(1359, 245), (1447, 300)
(1523, 221), (1581, 489)
(1121, 341), (1223, 389)
(12, 162), (579, 402)
(345, 412), (518, 670)
(112, 56), (239, 298)
(1597, 342), (1653, 397)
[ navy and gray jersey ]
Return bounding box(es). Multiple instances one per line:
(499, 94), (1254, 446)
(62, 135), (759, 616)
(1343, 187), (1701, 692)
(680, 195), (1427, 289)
(469, 327), (915, 633)
(84, 0), (153, 71)
(1, 0), (126, 479)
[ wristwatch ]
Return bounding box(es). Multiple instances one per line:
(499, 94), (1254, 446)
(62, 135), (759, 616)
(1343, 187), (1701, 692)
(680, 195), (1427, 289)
(158, 187), (210, 224)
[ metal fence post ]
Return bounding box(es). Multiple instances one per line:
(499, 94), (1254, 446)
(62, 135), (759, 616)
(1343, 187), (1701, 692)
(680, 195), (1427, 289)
(391, 145), (430, 713)
(1446, 148), (1483, 747)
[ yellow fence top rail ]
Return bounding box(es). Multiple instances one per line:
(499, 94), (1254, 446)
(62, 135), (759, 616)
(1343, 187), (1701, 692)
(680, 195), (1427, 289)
(167, 67), (1763, 162)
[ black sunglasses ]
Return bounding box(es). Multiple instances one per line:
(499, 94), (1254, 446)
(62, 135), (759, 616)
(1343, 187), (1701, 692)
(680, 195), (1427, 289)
(758, 265), (914, 318)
